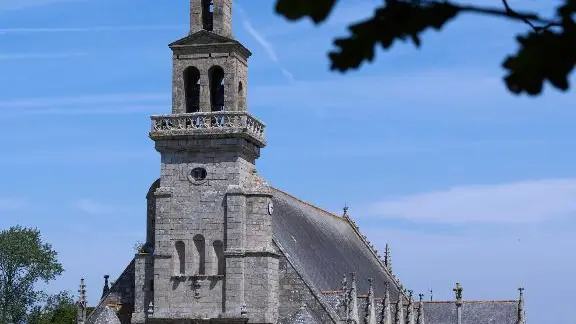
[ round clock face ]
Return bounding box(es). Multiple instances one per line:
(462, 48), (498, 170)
(268, 202), (274, 215)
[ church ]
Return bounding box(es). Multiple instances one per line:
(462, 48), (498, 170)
(76, 1), (526, 323)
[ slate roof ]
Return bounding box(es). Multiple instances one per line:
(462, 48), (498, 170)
(89, 307), (122, 324)
(322, 292), (520, 324)
(168, 30), (251, 58)
(280, 305), (322, 324)
(423, 301), (519, 324)
(271, 187), (402, 299)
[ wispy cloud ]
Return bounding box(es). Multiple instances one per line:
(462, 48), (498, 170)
(0, 0), (85, 11)
(0, 197), (28, 211)
(0, 148), (153, 165)
(241, 20), (279, 62)
(0, 51), (87, 60)
(364, 178), (576, 223)
(0, 25), (184, 34)
(75, 199), (113, 215)
(0, 92), (170, 116)
(235, 2), (296, 83)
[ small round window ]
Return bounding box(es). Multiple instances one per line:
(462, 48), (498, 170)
(191, 167), (207, 181)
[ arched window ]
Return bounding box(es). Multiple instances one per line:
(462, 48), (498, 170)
(193, 234), (206, 275)
(209, 66), (225, 112)
(238, 82), (245, 111)
(202, 0), (214, 31)
(183, 66), (200, 113)
(213, 240), (225, 275)
(175, 241), (186, 275)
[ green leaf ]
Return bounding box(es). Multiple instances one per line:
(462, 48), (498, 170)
(502, 27), (576, 95)
(329, 1), (460, 72)
(0, 226), (64, 324)
(275, 0), (338, 24)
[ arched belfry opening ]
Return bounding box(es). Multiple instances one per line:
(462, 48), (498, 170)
(184, 66), (200, 113)
(193, 234), (206, 275)
(202, 0), (214, 32)
(209, 66), (225, 112)
(238, 82), (245, 111)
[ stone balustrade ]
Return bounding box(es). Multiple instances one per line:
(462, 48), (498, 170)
(149, 112), (266, 146)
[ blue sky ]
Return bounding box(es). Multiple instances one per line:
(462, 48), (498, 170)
(0, 0), (574, 323)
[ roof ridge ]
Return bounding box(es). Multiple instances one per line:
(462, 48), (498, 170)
(271, 186), (345, 221)
(341, 215), (408, 299)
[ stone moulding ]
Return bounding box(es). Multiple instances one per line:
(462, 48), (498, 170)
(149, 112), (266, 147)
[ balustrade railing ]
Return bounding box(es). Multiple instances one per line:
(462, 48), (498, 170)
(150, 112), (265, 143)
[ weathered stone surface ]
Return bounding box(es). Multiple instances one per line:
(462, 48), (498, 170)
(91, 307), (122, 324)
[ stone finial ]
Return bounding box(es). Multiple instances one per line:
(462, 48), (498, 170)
(517, 287), (525, 324)
(365, 278), (376, 324)
(384, 244), (392, 272)
(454, 283), (463, 324)
(429, 289), (433, 302)
(147, 301), (154, 315)
(453, 283), (463, 306)
(406, 291), (414, 324)
(77, 278), (87, 324)
(348, 273), (359, 324)
(417, 294), (424, 324)
(101, 275), (110, 299)
(342, 274), (349, 316)
(395, 295), (405, 324)
(343, 205), (349, 217)
(380, 283), (392, 324)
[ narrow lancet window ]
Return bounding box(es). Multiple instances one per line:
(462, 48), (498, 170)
(213, 240), (225, 275)
(238, 82), (245, 111)
(175, 241), (186, 275)
(202, 0), (214, 31)
(193, 234), (206, 275)
(184, 66), (201, 113)
(209, 66), (225, 112)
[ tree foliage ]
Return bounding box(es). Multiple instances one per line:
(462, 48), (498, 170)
(27, 292), (76, 324)
(274, 0), (576, 96)
(0, 226), (64, 324)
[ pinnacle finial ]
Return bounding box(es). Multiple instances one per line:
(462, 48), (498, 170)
(384, 243), (392, 272)
(381, 282), (392, 324)
(366, 278), (376, 324)
(101, 274), (110, 299)
(343, 205), (349, 216)
(453, 283), (463, 306)
(429, 289), (433, 302)
(417, 294), (425, 324)
(348, 272), (359, 324)
(395, 294), (405, 324)
(517, 287), (526, 324)
(77, 278), (87, 324)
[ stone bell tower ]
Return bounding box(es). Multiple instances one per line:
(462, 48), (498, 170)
(131, 1), (279, 323)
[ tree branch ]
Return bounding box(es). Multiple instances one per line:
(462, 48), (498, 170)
(500, 0), (561, 31)
(452, 2), (560, 28)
